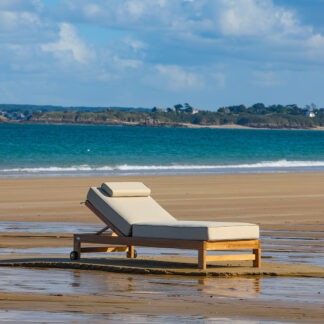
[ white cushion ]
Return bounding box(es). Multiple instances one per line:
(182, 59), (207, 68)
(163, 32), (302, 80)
(87, 187), (176, 236)
(101, 182), (151, 197)
(132, 221), (259, 241)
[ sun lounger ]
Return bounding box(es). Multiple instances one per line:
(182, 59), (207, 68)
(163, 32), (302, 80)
(70, 182), (261, 269)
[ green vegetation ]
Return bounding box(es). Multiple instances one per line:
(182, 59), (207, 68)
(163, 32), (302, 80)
(2, 102), (324, 129)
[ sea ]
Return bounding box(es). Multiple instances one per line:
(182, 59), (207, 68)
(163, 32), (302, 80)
(1, 123), (324, 178)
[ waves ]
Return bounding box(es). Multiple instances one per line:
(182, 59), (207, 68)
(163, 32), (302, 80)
(2, 160), (324, 175)
(0, 166), (114, 173)
(118, 160), (324, 170)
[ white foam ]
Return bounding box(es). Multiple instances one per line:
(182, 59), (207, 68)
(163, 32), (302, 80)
(0, 165), (114, 172)
(117, 160), (324, 170)
(2, 160), (324, 174)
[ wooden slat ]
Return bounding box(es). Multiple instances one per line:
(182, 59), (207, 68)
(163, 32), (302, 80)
(206, 240), (259, 250)
(127, 246), (135, 258)
(80, 246), (127, 253)
(198, 246), (206, 270)
(206, 254), (256, 262)
(253, 248), (261, 268)
(76, 234), (203, 249)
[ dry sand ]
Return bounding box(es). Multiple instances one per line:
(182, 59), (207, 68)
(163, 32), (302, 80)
(0, 173), (324, 322)
(1, 172), (324, 225)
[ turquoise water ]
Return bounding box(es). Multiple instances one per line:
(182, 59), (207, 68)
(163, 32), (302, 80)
(1, 124), (324, 177)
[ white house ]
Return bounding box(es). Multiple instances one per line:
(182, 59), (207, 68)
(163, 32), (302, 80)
(306, 111), (315, 118)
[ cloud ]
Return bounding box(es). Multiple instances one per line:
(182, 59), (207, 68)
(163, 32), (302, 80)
(308, 33), (324, 49)
(0, 4), (41, 31)
(146, 64), (204, 91)
(218, 0), (299, 37)
(113, 56), (142, 70)
(41, 23), (95, 64)
(2, 0), (324, 108)
(56, 0), (301, 39)
(123, 37), (147, 53)
(0, 0), (48, 46)
(55, 1), (324, 60)
(58, 0), (170, 28)
(0, 0), (43, 11)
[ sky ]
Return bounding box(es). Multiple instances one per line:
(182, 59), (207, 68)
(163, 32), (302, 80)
(1, 0), (324, 110)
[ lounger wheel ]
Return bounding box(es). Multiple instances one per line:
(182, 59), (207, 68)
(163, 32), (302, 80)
(70, 251), (79, 261)
(127, 250), (138, 258)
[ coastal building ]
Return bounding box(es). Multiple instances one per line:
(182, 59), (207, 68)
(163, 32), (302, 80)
(306, 111), (315, 118)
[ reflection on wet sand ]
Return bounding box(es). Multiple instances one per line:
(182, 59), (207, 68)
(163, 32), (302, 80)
(0, 267), (322, 323)
(0, 267), (322, 303)
(0, 309), (289, 324)
(0, 267), (261, 298)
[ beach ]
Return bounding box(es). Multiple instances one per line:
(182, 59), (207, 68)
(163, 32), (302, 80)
(1, 172), (323, 225)
(3, 0), (324, 322)
(0, 173), (324, 323)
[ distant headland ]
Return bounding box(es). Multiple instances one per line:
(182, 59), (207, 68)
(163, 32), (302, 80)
(1, 103), (323, 130)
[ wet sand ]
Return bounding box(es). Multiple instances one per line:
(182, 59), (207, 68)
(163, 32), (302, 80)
(0, 265), (323, 323)
(0, 173), (324, 322)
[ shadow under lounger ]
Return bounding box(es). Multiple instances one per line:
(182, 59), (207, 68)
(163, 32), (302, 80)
(71, 182), (261, 270)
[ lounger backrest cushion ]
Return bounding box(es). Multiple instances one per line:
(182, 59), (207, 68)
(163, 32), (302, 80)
(87, 187), (177, 236)
(101, 182), (151, 197)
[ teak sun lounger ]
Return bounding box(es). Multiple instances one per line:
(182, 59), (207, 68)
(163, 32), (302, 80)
(70, 182), (261, 270)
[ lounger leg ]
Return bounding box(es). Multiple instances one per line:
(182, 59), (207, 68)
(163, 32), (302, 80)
(127, 245), (135, 258)
(198, 248), (206, 270)
(253, 248), (261, 268)
(74, 235), (81, 259)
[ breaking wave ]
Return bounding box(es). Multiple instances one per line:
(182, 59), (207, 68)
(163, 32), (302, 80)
(2, 160), (324, 174)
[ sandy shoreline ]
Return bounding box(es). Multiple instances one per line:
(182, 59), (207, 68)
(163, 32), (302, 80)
(0, 173), (324, 322)
(8, 120), (324, 130)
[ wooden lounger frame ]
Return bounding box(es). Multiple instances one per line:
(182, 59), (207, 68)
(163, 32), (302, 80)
(71, 201), (261, 270)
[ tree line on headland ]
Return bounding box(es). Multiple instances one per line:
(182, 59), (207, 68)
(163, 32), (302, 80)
(1, 102), (324, 129)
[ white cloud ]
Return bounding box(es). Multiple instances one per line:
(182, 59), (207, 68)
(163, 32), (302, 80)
(308, 34), (324, 49)
(123, 37), (147, 53)
(0, 0), (46, 47)
(57, 0), (324, 57)
(2, 0), (324, 107)
(0, 9), (41, 30)
(218, 0), (299, 37)
(125, 0), (167, 19)
(59, 0), (303, 40)
(0, 11), (18, 29)
(113, 56), (143, 70)
(59, 0), (176, 29)
(149, 64), (204, 91)
(83, 3), (101, 18)
(41, 23), (95, 64)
